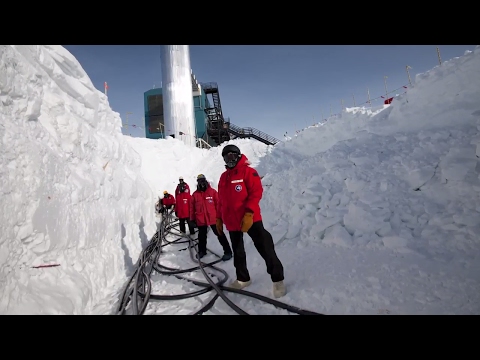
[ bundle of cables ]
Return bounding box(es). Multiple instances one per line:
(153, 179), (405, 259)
(116, 208), (323, 315)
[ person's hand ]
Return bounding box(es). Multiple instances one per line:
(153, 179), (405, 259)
(240, 212), (253, 232)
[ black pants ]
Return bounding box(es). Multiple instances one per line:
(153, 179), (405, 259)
(179, 218), (195, 235)
(228, 220), (284, 283)
(197, 224), (232, 255)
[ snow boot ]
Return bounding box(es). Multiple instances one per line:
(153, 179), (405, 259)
(273, 280), (286, 298)
(196, 251), (206, 259)
(229, 279), (251, 290)
(222, 253), (232, 261)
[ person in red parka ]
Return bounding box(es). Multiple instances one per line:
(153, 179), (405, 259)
(216, 144), (286, 298)
(157, 190), (175, 215)
(175, 176), (195, 235)
(190, 174), (233, 261)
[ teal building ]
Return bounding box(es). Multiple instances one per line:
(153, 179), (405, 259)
(144, 71), (214, 146)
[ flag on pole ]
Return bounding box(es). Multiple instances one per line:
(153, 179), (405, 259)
(104, 82), (109, 95)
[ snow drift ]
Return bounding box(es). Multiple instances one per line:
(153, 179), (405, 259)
(256, 46), (480, 255)
(0, 45), (156, 314)
(125, 136), (271, 197)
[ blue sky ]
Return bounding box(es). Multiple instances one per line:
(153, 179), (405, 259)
(63, 45), (476, 140)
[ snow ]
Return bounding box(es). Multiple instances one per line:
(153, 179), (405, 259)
(0, 45), (156, 314)
(1, 44), (480, 315)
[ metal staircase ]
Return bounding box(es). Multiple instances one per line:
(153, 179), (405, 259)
(202, 82), (231, 145)
(201, 82), (280, 146)
(226, 122), (281, 145)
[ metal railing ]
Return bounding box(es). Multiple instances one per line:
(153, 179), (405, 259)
(196, 138), (211, 149)
(228, 123), (281, 145)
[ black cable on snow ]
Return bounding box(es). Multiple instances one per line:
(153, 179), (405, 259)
(116, 208), (323, 315)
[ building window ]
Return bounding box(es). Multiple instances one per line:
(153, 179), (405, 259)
(193, 96), (201, 109)
(147, 94), (164, 133)
(149, 115), (164, 133)
(148, 94), (163, 115)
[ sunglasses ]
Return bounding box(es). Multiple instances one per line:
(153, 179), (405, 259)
(223, 152), (238, 162)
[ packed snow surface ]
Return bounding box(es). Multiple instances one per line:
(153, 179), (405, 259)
(1, 45), (480, 314)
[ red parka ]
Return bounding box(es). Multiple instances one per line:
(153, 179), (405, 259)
(190, 185), (220, 227)
(175, 183), (191, 218)
(161, 194), (176, 207)
(217, 154), (263, 231)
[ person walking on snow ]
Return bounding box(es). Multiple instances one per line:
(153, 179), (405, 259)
(216, 144), (286, 298)
(175, 176), (195, 235)
(157, 190), (175, 214)
(190, 174), (233, 261)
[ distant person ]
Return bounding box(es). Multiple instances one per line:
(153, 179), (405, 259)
(190, 174), (233, 261)
(157, 190), (175, 215)
(216, 144), (286, 298)
(175, 176), (195, 235)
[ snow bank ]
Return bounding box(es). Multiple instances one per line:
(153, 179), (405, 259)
(256, 46), (480, 260)
(0, 45), (156, 314)
(366, 46), (480, 136)
(126, 136), (271, 197)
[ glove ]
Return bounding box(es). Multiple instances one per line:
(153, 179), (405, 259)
(240, 212), (253, 232)
(216, 218), (224, 235)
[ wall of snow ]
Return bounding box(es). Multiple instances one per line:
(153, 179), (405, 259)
(256, 46), (480, 257)
(0, 45), (156, 314)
